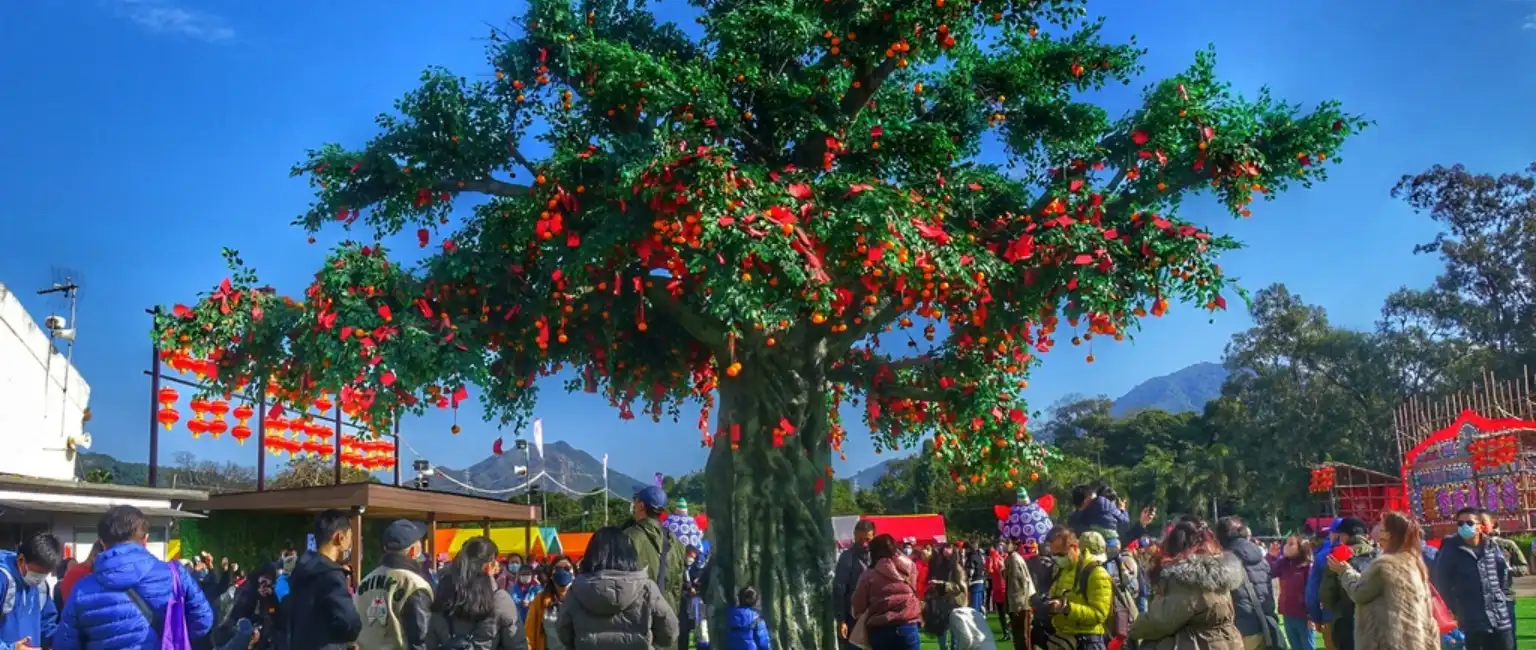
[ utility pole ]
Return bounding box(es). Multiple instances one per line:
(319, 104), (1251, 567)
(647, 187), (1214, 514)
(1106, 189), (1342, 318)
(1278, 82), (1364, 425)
(38, 280), (80, 441)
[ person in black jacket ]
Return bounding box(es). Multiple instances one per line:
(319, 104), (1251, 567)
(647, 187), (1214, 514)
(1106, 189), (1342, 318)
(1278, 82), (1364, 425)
(1433, 508), (1513, 650)
(832, 519), (875, 650)
(962, 542), (987, 611)
(215, 560), (283, 650)
(284, 510), (363, 650)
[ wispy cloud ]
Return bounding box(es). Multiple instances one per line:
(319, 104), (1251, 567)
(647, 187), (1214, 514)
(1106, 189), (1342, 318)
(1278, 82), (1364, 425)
(1524, 13), (1536, 31)
(107, 0), (235, 43)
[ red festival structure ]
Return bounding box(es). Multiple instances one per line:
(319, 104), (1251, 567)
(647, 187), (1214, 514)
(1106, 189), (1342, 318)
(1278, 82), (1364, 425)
(1395, 371), (1536, 538)
(1306, 462), (1406, 528)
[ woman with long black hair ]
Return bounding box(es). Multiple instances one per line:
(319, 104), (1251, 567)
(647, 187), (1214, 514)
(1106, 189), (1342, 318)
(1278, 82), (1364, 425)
(555, 526), (677, 650)
(426, 537), (529, 650)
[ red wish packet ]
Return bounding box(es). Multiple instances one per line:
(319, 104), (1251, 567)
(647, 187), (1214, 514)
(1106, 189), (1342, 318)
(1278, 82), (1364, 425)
(1330, 545), (1354, 562)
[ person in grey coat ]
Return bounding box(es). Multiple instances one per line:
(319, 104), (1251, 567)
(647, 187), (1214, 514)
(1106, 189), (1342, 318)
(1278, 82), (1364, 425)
(556, 527), (678, 650)
(1215, 517), (1284, 650)
(426, 537), (528, 650)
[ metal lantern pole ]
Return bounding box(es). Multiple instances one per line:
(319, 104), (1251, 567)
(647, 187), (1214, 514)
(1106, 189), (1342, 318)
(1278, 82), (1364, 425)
(147, 308), (162, 488)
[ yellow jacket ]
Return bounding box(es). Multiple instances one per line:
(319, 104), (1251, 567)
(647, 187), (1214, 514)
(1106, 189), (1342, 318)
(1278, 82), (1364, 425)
(1047, 556), (1112, 636)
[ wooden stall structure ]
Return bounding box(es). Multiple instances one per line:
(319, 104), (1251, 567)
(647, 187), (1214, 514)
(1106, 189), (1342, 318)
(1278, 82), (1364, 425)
(1306, 462), (1406, 527)
(1396, 371), (1536, 537)
(191, 483), (539, 579)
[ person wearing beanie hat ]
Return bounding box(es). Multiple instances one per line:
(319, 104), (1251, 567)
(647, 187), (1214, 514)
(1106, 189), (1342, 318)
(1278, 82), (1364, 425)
(623, 485), (686, 618)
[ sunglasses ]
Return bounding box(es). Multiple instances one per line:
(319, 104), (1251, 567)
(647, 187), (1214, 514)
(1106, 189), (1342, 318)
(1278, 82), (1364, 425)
(1456, 520), (1478, 526)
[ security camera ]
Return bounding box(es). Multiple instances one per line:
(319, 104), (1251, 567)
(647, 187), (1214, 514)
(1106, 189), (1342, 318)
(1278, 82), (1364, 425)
(44, 315), (67, 331)
(51, 329), (76, 342)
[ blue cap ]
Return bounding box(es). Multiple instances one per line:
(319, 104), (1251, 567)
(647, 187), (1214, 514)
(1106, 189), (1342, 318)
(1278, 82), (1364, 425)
(634, 485), (667, 510)
(1325, 517), (1343, 532)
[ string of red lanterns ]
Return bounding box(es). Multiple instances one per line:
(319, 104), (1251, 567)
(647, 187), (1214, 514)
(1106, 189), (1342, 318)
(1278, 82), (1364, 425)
(154, 350), (397, 470)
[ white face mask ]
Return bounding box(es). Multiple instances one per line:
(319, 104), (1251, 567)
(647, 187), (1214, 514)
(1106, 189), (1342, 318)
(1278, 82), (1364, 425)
(23, 572), (47, 587)
(518, 575), (533, 585)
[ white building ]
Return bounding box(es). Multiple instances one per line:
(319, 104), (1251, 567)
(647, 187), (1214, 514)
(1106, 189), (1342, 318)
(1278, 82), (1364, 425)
(0, 281), (202, 559)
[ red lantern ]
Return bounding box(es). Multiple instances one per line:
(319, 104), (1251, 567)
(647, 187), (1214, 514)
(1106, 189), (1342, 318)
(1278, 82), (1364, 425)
(207, 419), (228, 438)
(156, 407), (180, 431)
(209, 400), (230, 421)
(265, 415), (289, 434)
(188, 418), (209, 438)
(233, 404), (254, 425)
(157, 387), (179, 407)
(314, 393), (334, 413)
(317, 442), (336, 458)
(231, 424), (253, 445)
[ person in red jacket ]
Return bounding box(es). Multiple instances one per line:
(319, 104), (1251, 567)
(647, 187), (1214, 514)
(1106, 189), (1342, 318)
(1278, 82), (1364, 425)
(911, 544), (930, 601)
(987, 543), (1009, 641)
(56, 541), (102, 606)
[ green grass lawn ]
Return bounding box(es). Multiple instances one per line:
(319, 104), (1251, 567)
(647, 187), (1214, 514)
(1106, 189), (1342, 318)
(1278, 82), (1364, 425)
(909, 600), (1536, 649)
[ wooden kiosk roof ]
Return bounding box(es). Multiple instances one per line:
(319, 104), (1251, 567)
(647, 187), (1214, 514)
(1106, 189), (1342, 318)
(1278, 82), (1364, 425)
(191, 483), (540, 523)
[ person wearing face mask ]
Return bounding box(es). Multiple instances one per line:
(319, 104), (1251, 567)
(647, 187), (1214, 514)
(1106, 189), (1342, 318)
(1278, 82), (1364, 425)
(498, 556), (525, 593)
(1433, 507), (1513, 650)
(510, 568), (542, 624)
(0, 531), (63, 650)
(277, 510), (363, 650)
(355, 520), (435, 650)
(525, 558), (575, 650)
(54, 505), (216, 650)
(425, 537), (527, 650)
(274, 547), (298, 604)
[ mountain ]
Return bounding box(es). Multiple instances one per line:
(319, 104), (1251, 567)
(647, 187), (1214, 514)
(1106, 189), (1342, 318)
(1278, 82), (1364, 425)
(434, 440), (649, 498)
(848, 362), (1231, 485)
(1109, 362), (1229, 418)
(76, 452), (151, 485)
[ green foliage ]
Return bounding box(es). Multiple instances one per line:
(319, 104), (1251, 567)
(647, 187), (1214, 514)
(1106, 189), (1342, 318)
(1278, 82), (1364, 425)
(269, 455), (378, 489)
(153, 0), (1364, 488)
(83, 468), (114, 484)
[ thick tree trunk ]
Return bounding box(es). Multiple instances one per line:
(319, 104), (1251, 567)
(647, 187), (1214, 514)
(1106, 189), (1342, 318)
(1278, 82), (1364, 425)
(703, 345), (836, 650)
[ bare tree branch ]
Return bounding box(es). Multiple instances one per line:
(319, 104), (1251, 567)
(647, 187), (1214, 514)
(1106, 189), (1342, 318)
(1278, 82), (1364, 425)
(644, 281), (728, 351)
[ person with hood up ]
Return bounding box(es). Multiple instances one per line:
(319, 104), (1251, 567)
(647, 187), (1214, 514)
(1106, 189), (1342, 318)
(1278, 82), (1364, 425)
(722, 587), (771, 650)
(0, 531), (62, 650)
(852, 535), (922, 650)
(922, 543), (967, 650)
(1040, 529), (1111, 649)
(834, 520), (876, 650)
(622, 488), (685, 617)
(556, 527), (676, 650)
(1433, 507), (1512, 650)
(1127, 518), (1243, 650)
(355, 519), (435, 650)
(282, 510), (363, 650)
(1214, 517), (1283, 650)
(1318, 518), (1377, 650)
(425, 536), (527, 650)
(1327, 511), (1437, 650)
(54, 506), (215, 650)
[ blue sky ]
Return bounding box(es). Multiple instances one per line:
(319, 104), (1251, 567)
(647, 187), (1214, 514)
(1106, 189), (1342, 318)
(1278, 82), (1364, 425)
(2, 0), (1534, 485)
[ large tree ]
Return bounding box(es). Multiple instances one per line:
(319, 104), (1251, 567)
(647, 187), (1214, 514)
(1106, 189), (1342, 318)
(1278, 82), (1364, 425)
(154, 0), (1362, 645)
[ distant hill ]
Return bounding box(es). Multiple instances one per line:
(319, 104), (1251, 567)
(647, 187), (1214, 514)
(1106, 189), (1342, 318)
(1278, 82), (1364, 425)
(849, 362), (1231, 484)
(76, 452), (151, 485)
(435, 440), (649, 498)
(1109, 362), (1229, 418)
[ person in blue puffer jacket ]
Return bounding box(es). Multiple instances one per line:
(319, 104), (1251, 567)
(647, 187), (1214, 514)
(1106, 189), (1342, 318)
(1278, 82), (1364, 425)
(723, 586), (771, 650)
(54, 505), (214, 650)
(0, 532), (64, 650)
(1305, 521), (1339, 648)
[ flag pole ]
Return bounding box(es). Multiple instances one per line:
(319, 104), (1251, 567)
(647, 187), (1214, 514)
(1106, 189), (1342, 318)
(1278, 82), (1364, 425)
(603, 453), (610, 527)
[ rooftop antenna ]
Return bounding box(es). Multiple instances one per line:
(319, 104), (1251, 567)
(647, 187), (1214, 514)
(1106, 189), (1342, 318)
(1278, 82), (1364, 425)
(38, 268), (81, 442)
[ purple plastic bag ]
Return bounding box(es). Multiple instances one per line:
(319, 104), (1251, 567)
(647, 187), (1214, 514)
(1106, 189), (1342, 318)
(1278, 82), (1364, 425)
(159, 561), (193, 650)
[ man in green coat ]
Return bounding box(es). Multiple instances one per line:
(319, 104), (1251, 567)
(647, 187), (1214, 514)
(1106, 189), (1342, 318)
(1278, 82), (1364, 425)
(624, 485), (686, 615)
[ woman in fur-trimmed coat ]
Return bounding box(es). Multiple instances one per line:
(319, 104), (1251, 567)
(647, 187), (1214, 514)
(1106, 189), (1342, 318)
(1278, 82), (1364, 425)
(1330, 512), (1439, 650)
(1128, 520), (1244, 650)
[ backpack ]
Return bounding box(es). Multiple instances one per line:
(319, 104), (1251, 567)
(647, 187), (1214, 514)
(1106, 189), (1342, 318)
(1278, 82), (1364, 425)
(1105, 558), (1138, 638)
(124, 561), (194, 650)
(437, 617), (478, 650)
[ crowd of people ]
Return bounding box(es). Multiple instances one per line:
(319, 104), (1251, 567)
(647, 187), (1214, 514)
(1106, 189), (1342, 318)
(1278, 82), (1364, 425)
(0, 483), (1531, 650)
(830, 485), (1529, 650)
(0, 484), (771, 650)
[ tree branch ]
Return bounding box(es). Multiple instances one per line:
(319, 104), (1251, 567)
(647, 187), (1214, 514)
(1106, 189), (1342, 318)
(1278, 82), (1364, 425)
(791, 58), (900, 169)
(644, 281), (729, 351)
(827, 353), (944, 401)
(437, 178), (531, 198)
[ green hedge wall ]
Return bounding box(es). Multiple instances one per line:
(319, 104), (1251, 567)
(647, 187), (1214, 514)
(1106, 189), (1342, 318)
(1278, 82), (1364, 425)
(180, 513), (391, 574)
